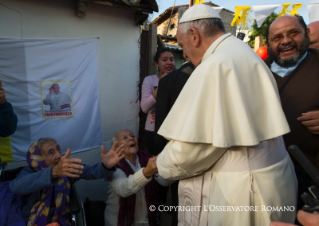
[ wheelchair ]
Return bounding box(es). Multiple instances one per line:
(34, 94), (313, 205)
(0, 158), (87, 226)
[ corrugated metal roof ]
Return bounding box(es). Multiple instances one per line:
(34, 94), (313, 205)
(88, 0), (158, 13)
(164, 43), (182, 51)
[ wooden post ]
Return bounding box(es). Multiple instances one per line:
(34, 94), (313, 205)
(148, 24), (157, 75)
(254, 36), (263, 51)
(138, 30), (148, 150)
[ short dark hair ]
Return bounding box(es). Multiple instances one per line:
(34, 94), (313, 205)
(153, 48), (174, 63)
(266, 15), (308, 43)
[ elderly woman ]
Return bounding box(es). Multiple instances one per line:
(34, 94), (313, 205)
(9, 138), (124, 226)
(104, 130), (173, 226)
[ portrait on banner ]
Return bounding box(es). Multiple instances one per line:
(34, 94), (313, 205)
(41, 81), (73, 119)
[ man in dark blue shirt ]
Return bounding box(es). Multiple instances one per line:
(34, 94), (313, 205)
(0, 80), (18, 137)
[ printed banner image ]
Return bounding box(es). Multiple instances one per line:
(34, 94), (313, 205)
(0, 37), (102, 161)
(41, 81), (74, 119)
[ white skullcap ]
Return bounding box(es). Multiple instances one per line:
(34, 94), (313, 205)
(179, 4), (221, 23)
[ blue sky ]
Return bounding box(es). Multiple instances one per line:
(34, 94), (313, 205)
(151, 0), (319, 24)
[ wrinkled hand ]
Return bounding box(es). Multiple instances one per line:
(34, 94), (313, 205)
(0, 80), (5, 104)
(271, 210), (319, 226)
(101, 142), (124, 170)
(52, 148), (83, 178)
(143, 156), (158, 178)
(49, 86), (54, 95)
(297, 110), (319, 135)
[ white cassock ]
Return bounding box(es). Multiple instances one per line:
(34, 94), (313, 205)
(156, 33), (297, 226)
(43, 92), (71, 111)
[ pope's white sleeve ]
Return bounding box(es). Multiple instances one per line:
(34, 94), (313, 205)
(156, 140), (226, 180)
(154, 174), (175, 186)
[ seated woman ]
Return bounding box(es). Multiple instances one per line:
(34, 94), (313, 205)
(10, 137), (124, 226)
(104, 130), (173, 226)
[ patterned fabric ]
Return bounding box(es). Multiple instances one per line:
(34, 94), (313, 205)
(26, 139), (71, 226)
(46, 223), (60, 226)
(116, 150), (159, 226)
(0, 181), (25, 226)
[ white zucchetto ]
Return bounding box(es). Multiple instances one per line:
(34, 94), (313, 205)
(179, 4), (221, 23)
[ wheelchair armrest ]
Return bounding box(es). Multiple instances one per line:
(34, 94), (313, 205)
(0, 166), (25, 182)
(70, 184), (81, 214)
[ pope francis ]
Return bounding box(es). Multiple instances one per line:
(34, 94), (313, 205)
(156, 4), (297, 226)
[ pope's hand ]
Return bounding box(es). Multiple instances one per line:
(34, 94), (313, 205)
(52, 148), (83, 178)
(49, 86), (54, 95)
(101, 142), (124, 170)
(270, 222), (296, 226)
(271, 210), (319, 226)
(297, 110), (319, 135)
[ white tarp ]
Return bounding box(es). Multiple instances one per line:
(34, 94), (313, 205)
(0, 37), (102, 161)
(253, 5), (280, 27)
(212, 7), (223, 15)
(308, 3), (319, 23)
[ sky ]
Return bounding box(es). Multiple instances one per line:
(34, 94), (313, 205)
(150, 0), (319, 25)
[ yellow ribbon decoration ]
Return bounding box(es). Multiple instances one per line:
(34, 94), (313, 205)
(277, 3), (303, 18)
(290, 3), (303, 15)
(277, 3), (291, 18)
(194, 0), (205, 4)
(231, 6), (251, 27)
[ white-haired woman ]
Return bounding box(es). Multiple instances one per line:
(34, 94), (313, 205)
(104, 130), (173, 226)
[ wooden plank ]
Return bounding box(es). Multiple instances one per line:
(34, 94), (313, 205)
(138, 30), (149, 150)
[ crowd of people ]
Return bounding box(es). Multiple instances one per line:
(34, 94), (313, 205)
(1, 3), (319, 226)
